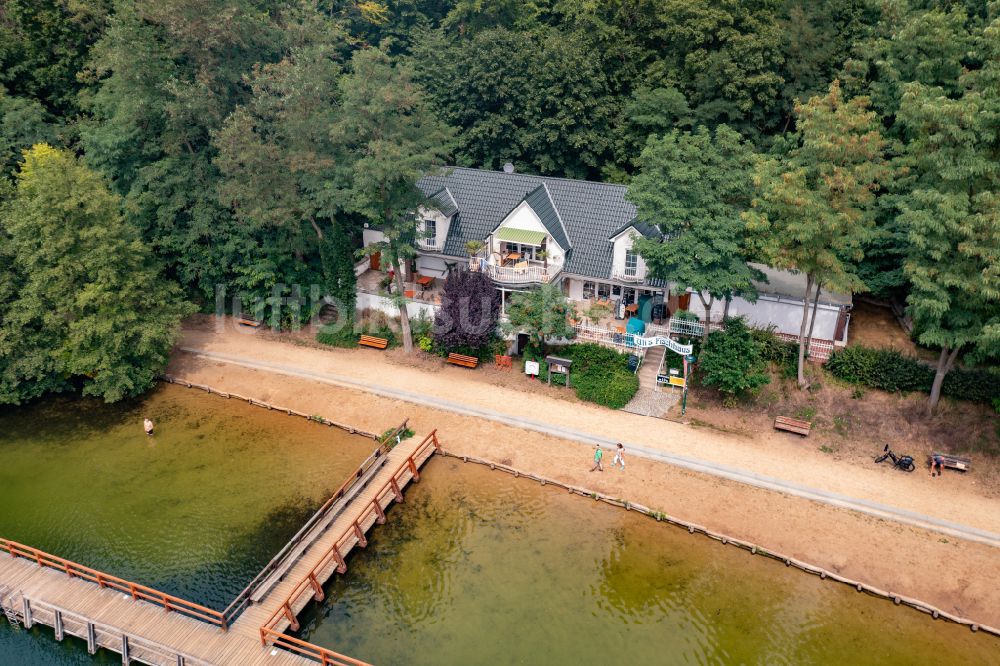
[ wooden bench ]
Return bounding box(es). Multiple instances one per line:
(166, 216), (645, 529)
(774, 416), (811, 436)
(359, 335), (389, 350)
(447, 353), (479, 369)
(236, 317), (261, 328)
(929, 452), (972, 473)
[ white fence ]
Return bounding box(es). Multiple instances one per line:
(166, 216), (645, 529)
(483, 263), (558, 284)
(573, 321), (836, 362)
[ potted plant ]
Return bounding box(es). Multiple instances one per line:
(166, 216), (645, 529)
(537, 249), (550, 269)
(465, 240), (485, 256)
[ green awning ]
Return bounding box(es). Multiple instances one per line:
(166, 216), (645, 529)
(495, 228), (547, 245)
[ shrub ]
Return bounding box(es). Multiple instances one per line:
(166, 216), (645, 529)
(826, 345), (1000, 403)
(560, 343), (640, 409)
(316, 322), (357, 348)
(316, 309), (399, 348)
(698, 317), (770, 397)
(418, 336), (433, 352)
(433, 269), (501, 353)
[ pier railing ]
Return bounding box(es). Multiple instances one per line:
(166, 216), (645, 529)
(260, 430), (442, 647)
(0, 538), (228, 630)
(222, 420), (409, 625)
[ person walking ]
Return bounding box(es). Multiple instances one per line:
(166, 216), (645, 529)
(590, 444), (604, 472)
(612, 442), (625, 471)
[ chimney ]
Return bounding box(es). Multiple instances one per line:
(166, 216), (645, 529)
(502, 162), (515, 174)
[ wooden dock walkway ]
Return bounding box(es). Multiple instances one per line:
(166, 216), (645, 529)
(0, 432), (440, 665)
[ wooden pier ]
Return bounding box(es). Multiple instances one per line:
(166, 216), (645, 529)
(0, 431), (440, 665)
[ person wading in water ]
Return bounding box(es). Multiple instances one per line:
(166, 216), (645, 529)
(143, 417), (154, 436)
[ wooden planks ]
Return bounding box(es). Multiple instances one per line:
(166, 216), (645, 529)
(0, 433), (439, 666)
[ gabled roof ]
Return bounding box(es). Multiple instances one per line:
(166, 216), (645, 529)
(417, 167), (638, 279)
(521, 184), (571, 251)
(607, 218), (660, 242)
(426, 187), (459, 217)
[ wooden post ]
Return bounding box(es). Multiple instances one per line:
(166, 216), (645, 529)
(282, 603), (300, 632)
(87, 622), (96, 654)
(331, 545), (347, 575)
(432, 431), (441, 451)
(407, 457), (420, 482)
(308, 574), (325, 602)
(121, 634), (130, 665)
(54, 609), (63, 641)
(64, 561), (73, 578)
(162, 592), (172, 612)
(390, 478), (404, 503)
(176, 656), (185, 666)
(372, 499), (386, 525)
(96, 573), (105, 588)
(22, 598), (32, 629)
(128, 583), (138, 600)
(352, 522), (367, 548)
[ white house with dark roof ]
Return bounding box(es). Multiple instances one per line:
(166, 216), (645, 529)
(360, 166), (852, 350)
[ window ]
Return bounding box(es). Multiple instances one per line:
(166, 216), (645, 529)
(423, 219), (437, 243)
(624, 249), (638, 275)
(598, 283), (611, 299)
(582, 281), (595, 299)
(612, 285), (622, 296)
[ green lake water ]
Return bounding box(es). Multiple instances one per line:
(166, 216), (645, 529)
(0, 383), (377, 664)
(1, 390), (997, 665)
(298, 458), (998, 666)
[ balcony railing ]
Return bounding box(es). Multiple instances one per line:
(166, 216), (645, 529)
(416, 238), (443, 251)
(612, 266), (647, 283)
(485, 263), (558, 284)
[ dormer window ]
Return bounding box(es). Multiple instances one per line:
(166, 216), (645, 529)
(423, 218), (436, 241)
(624, 249), (638, 277)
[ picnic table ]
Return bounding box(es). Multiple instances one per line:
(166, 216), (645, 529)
(503, 252), (521, 265)
(415, 275), (435, 291)
(624, 303), (639, 316)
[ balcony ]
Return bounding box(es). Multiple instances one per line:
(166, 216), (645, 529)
(485, 263), (557, 285)
(612, 266), (647, 283)
(416, 238), (443, 251)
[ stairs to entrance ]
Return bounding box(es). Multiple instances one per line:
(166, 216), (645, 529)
(637, 345), (666, 390)
(621, 345), (679, 418)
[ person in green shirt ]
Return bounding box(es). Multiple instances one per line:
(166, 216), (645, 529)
(590, 444), (604, 472)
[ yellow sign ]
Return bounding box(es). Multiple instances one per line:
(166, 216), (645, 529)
(668, 376), (686, 388)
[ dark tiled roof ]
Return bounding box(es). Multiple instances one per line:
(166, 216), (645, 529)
(607, 217), (659, 241)
(426, 187), (459, 217)
(521, 184), (571, 251)
(417, 167), (638, 280)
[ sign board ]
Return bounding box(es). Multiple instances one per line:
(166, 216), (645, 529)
(669, 368), (680, 376)
(668, 376), (687, 388)
(685, 354), (697, 363)
(525, 361), (540, 376)
(656, 374), (670, 384)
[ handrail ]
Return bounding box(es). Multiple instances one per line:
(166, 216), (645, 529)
(260, 431), (441, 647)
(22, 596), (213, 666)
(221, 426), (406, 624)
(611, 266), (647, 283)
(261, 630), (373, 666)
(0, 538), (227, 630)
(484, 263), (558, 284)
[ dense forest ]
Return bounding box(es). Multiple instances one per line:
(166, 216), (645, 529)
(0, 0), (998, 407)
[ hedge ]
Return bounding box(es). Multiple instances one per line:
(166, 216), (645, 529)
(526, 343), (639, 409)
(826, 345), (1000, 404)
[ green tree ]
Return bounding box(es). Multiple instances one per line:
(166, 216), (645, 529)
(505, 283), (576, 353)
(214, 25), (357, 318)
(413, 26), (613, 177)
(331, 47), (454, 352)
(628, 125), (760, 343)
(896, 24), (1000, 413)
(745, 81), (888, 388)
(698, 317), (770, 399)
(0, 86), (59, 174)
(0, 145), (191, 404)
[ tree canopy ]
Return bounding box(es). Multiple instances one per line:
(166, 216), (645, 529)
(0, 144), (191, 404)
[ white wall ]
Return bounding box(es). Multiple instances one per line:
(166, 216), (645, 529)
(566, 277), (585, 301)
(357, 291), (439, 320)
(489, 202), (566, 265)
(685, 292), (842, 340)
(417, 206), (451, 247)
(610, 229), (648, 277)
(362, 228), (386, 247)
(415, 255), (449, 278)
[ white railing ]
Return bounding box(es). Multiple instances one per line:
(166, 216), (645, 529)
(416, 238), (443, 251)
(572, 323), (693, 355)
(485, 263), (559, 284)
(612, 266), (647, 282)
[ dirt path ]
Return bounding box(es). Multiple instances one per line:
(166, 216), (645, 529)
(176, 319), (1000, 534)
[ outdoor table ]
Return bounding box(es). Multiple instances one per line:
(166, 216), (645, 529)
(504, 252), (522, 265)
(416, 275), (435, 291)
(625, 303), (639, 316)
